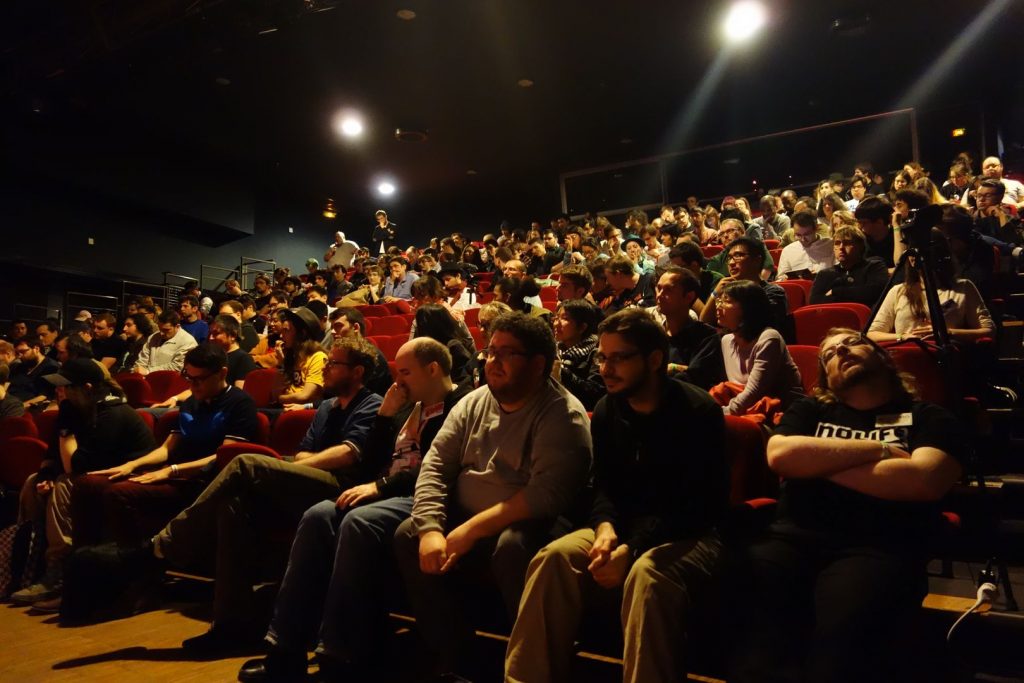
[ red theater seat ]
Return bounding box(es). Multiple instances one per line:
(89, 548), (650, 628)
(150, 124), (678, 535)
(0, 436), (47, 490)
(243, 369), (281, 408)
(145, 370), (189, 405)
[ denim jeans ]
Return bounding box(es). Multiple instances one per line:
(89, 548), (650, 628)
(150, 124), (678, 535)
(266, 496), (413, 662)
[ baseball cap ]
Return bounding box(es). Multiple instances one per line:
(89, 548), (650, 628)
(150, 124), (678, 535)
(44, 358), (105, 387)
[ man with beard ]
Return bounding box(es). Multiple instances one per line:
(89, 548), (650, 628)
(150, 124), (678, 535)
(810, 225), (889, 307)
(393, 313), (592, 679)
(730, 329), (965, 683)
(506, 308), (728, 683)
(9, 335), (60, 408)
(122, 336), (383, 653)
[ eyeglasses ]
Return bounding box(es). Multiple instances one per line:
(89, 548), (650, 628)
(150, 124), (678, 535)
(819, 334), (871, 364)
(181, 369), (217, 384)
(727, 252), (751, 261)
(325, 359), (355, 369)
(595, 350), (643, 366)
(484, 347), (530, 362)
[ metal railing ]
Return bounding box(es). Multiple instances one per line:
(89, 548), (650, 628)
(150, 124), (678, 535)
(239, 257), (276, 291)
(64, 292), (119, 324)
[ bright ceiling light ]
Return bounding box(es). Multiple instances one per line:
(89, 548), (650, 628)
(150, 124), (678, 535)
(723, 1), (767, 42)
(377, 181), (396, 196)
(336, 115), (363, 138)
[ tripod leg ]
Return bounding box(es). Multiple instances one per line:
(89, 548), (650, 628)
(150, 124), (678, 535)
(998, 558), (1018, 611)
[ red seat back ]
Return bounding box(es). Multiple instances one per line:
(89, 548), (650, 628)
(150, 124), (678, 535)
(769, 248), (783, 266)
(31, 410), (59, 446)
(367, 315), (410, 337)
(0, 416), (38, 443)
(270, 409), (316, 457)
(724, 416), (776, 504)
(764, 239), (781, 250)
(385, 301), (413, 315)
(0, 436), (47, 489)
(883, 342), (948, 406)
(776, 281), (807, 312)
(136, 409), (156, 433)
(254, 411), (271, 445)
(805, 302), (872, 329)
(702, 245), (723, 257)
(146, 370), (189, 403)
(788, 345), (822, 396)
(357, 304), (390, 318)
(463, 308), (481, 327)
(540, 287), (558, 302)
(792, 306), (862, 346)
(118, 374), (153, 408)
(154, 410), (180, 444)
(469, 327), (485, 351)
(243, 368), (281, 408)
(216, 442), (281, 471)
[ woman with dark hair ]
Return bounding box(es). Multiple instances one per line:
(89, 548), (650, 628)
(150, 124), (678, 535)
(276, 307), (327, 408)
(686, 281), (803, 419)
(868, 229), (994, 344)
(887, 170), (912, 205)
(412, 304), (474, 384)
(461, 244), (485, 271)
(115, 313), (156, 374)
(551, 299), (605, 409)
(492, 276), (551, 321)
(817, 193), (848, 231)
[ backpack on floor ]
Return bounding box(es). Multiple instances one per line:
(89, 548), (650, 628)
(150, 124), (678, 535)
(0, 520), (40, 598)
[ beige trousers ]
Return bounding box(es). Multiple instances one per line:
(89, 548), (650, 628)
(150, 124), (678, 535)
(18, 472), (75, 568)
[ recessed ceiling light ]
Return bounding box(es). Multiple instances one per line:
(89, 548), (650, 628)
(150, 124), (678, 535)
(377, 181), (396, 196)
(723, 1), (767, 43)
(215, 77), (231, 86)
(339, 117), (363, 137)
(396, 9), (416, 20)
(517, 78), (534, 88)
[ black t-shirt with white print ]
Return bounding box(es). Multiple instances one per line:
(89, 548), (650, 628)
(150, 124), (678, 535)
(772, 396), (966, 542)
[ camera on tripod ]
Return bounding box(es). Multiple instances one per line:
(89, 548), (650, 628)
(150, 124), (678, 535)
(897, 203), (944, 251)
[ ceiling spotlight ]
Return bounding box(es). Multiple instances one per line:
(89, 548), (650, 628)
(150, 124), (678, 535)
(723, 1), (767, 43)
(339, 117), (363, 137)
(323, 198), (337, 219)
(396, 9), (416, 20)
(377, 182), (396, 196)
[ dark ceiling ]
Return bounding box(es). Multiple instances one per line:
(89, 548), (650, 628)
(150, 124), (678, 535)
(2, 0), (1023, 236)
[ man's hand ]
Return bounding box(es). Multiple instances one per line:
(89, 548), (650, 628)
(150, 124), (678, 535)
(90, 462), (136, 481)
(419, 530), (449, 575)
(441, 522), (479, 573)
(35, 479), (54, 496)
(293, 451), (315, 462)
(283, 402), (307, 412)
(587, 523), (619, 572)
(379, 382), (409, 418)
(713, 276), (736, 296)
(130, 467), (172, 485)
(151, 397), (177, 409)
(591, 544), (632, 589)
(336, 482), (380, 509)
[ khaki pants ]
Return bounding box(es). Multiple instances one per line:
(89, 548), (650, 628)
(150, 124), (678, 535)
(18, 472), (75, 570)
(505, 527), (722, 683)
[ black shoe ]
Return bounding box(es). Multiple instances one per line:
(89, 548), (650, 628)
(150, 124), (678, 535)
(238, 649), (308, 682)
(182, 623), (264, 656)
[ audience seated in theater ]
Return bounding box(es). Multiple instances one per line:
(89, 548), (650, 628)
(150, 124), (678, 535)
(601, 255), (655, 315)
(971, 155), (1024, 210)
(706, 219), (774, 280)
(408, 276), (476, 348)
(868, 229), (994, 344)
(73, 344), (260, 559)
(250, 307), (287, 370)
(252, 274), (273, 313)
(218, 300), (260, 352)
(649, 267), (718, 377)
(701, 237), (789, 333)
(809, 225), (889, 307)
(506, 308), (728, 683)
(237, 338), (472, 681)
(845, 174), (868, 211)
(0, 358), (27, 417)
(970, 178), (1024, 262)
(178, 295), (209, 344)
(149, 316), (259, 415)
(555, 264), (593, 303)
(106, 335), (384, 653)
(275, 307), (328, 410)
(392, 313), (592, 678)
(382, 256), (418, 302)
(337, 263), (385, 307)
(938, 204), (996, 300)
(550, 298), (605, 410)
(10, 334), (60, 408)
(775, 210), (835, 280)
(729, 329), (965, 683)
(466, 301), (512, 388)
(113, 313), (156, 374)
(133, 311), (198, 376)
(688, 280), (803, 418)
(54, 332), (95, 365)
(412, 304), (475, 385)
(322, 307), (393, 396)
(89, 313), (128, 370)
(11, 360), (155, 610)
(666, 242), (722, 313)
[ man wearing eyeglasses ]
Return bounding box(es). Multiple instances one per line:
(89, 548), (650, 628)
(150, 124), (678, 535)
(730, 329), (965, 682)
(775, 211), (835, 281)
(700, 236), (788, 333)
(507, 308), (728, 683)
(393, 312), (592, 679)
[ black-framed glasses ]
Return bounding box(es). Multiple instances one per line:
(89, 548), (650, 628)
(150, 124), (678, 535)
(325, 359), (355, 369)
(181, 369), (217, 384)
(484, 347), (530, 362)
(727, 251), (751, 261)
(595, 350), (643, 366)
